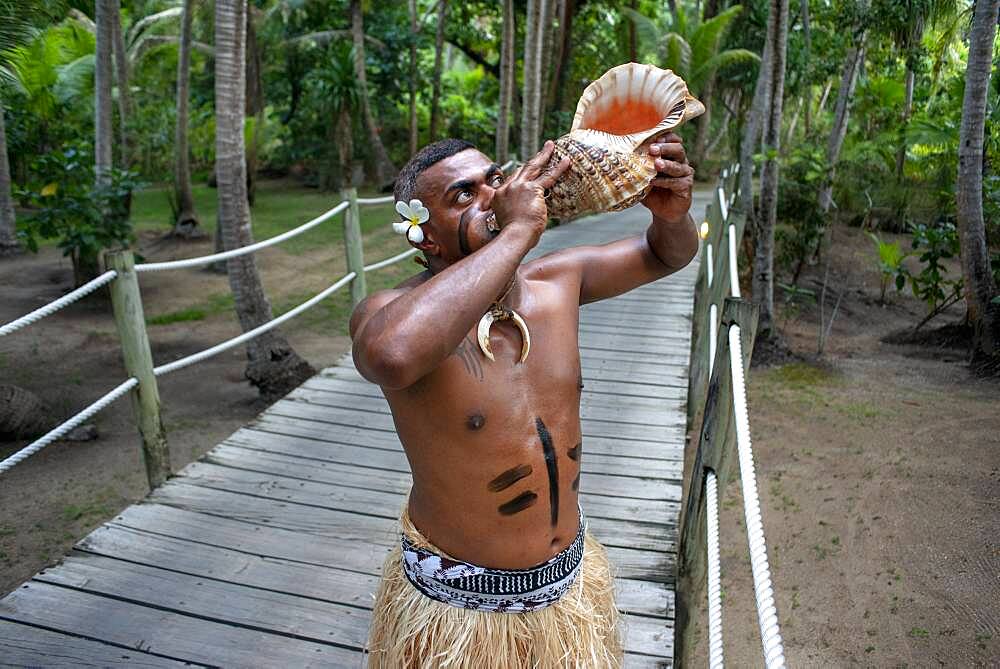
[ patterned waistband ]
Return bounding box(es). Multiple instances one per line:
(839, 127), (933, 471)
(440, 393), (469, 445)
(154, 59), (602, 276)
(400, 511), (586, 613)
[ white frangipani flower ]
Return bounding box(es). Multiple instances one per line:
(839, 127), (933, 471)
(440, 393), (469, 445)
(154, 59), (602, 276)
(394, 198), (430, 244)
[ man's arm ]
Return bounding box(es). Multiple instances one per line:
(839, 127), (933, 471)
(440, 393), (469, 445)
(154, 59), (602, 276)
(532, 133), (698, 304)
(350, 144), (570, 389)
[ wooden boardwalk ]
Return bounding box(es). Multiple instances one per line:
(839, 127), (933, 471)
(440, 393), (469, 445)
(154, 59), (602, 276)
(0, 199), (703, 668)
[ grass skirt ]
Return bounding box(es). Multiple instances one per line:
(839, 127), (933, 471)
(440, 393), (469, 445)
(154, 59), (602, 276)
(366, 511), (623, 668)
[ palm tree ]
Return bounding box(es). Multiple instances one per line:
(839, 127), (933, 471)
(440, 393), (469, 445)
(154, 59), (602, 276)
(495, 0), (515, 163)
(349, 0), (396, 187)
(429, 0), (448, 142)
(956, 0), (999, 371)
(407, 0), (419, 156)
(625, 5), (759, 167)
(172, 0), (200, 237)
(94, 0), (114, 189)
(520, 0), (541, 156)
(214, 0), (314, 399)
(752, 0), (790, 339)
(316, 44), (360, 192)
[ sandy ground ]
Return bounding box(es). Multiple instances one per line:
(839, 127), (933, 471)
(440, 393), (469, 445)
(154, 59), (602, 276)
(0, 215), (412, 596)
(682, 224), (1000, 666)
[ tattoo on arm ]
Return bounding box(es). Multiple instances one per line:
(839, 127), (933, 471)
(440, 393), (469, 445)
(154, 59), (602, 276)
(454, 335), (484, 381)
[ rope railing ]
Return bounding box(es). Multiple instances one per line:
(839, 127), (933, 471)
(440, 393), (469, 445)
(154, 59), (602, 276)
(0, 270), (118, 337)
(681, 163), (785, 668)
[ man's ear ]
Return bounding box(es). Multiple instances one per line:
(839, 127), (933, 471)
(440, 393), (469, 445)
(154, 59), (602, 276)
(413, 226), (439, 256)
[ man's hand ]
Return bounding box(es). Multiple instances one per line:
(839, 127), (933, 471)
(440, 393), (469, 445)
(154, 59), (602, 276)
(643, 132), (694, 223)
(491, 141), (571, 247)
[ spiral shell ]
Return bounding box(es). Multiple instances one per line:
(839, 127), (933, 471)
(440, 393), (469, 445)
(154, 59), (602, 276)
(545, 63), (704, 221)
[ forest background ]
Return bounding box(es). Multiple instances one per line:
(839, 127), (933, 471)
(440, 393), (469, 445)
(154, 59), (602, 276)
(1, 0), (999, 665)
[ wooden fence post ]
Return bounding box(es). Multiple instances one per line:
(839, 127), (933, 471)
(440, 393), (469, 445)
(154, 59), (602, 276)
(675, 296), (759, 666)
(106, 250), (171, 489)
(341, 187), (367, 308)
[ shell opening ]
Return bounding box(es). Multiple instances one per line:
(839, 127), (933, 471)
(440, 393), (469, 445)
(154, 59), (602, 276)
(577, 100), (665, 136)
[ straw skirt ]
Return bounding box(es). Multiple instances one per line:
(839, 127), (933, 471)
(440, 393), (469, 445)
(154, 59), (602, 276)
(366, 511), (623, 668)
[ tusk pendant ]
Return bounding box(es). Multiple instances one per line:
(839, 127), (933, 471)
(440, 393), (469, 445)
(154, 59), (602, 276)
(476, 308), (530, 363)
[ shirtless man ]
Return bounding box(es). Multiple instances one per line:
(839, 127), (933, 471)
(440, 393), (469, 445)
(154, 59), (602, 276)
(352, 136), (697, 668)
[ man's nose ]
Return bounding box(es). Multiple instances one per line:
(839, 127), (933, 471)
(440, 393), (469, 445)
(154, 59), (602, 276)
(483, 186), (496, 210)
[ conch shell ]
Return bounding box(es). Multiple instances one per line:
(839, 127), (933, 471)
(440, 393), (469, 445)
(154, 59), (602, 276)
(544, 63), (705, 221)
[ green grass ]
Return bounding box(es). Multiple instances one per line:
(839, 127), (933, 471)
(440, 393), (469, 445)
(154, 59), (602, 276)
(766, 362), (837, 389)
(130, 180), (396, 256)
(145, 293), (235, 327)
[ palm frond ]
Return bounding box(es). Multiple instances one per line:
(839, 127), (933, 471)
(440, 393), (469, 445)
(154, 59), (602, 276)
(287, 30), (386, 51)
(690, 5), (743, 72)
(661, 32), (691, 79)
(125, 6), (182, 48)
(620, 7), (662, 58)
(53, 52), (93, 104)
(691, 48), (760, 90)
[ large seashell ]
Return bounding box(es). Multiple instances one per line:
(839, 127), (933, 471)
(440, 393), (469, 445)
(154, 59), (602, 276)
(544, 63), (705, 221)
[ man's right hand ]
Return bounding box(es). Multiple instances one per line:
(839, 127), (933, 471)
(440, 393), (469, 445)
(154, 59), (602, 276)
(491, 141), (571, 247)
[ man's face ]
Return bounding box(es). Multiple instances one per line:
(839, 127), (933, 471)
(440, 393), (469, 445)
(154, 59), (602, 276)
(414, 149), (506, 265)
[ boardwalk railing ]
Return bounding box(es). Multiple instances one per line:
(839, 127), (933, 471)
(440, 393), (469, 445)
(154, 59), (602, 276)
(0, 161), (516, 482)
(677, 165), (786, 668)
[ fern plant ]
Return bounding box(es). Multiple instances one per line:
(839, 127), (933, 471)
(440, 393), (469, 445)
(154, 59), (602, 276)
(868, 232), (909, 303)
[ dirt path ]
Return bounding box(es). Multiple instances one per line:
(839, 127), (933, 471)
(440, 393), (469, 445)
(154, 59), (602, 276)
(683, 224), (1000, 666)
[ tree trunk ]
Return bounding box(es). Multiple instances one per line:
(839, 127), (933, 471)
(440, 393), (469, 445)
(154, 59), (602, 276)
(95, 0), (115, 189)
(532, 0), (550, 144)
(800, 0), (812, 137)
(429, 0), (448, 141)
(520, 0), (540, 157)
(957, 0), (1000, 371)
(627, 0), (638, 61)
(737, 36), (772, 224)
(214, 0), (315, 399)
(549, 0), (576, 114)
(895, 64), (915, 179)
(752, 0), (789, 339)
(537, 0), (560, 135)
(408, 0), (419, 157)
(351, 0), (397, 187)
(173, 0), (201, 237)
(110, 0), (131, 170)
(496, 0), (515, 163)
(691, 75), (715, 168)
(0, 105), (19, 256)
(818, 40), (865, 213)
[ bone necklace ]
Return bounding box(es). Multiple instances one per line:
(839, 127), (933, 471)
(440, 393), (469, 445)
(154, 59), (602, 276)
(477, 277), (530, 363)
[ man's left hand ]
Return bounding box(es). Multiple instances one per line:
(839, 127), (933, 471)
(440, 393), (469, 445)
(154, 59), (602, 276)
(643, 133), (694, 223)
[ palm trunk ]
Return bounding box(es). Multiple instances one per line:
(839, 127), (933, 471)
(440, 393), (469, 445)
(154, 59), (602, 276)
(691, 75), (715, 168)
(895, 65), (915, 179)
(0, 105), (19, 256)
(818, 40), (865, 213)
(214, 0), (314, 400)
(350, 0), (397, 187)
(737, 36), (772, 223)
(549, 0), (575, 114)
(495, 0), (515, 163)
(95, 0), (115, 189)
(429, 0), (448, 141)
(110, 0), (130, 170)
(408, 0), (419, 156)
(537, 0), (559, 136)
(173, 0), (201, 237)
(752, 0), (789, 339)
(956, 0), (1000, 371)
(520, 0), (541, 157)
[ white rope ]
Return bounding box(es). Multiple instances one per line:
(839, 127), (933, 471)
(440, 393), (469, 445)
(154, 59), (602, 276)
(0, 270), (118, 337)
(729, 324), (786, 668)
(706, 470), (725, 669)
(728, 225), (741, 298)
(0, 377), (138, 474)
(135, 201), (350, 272)
(356, 195), (394, 205)
(153, 272), (356, 376)
(364, 247), (419, 272)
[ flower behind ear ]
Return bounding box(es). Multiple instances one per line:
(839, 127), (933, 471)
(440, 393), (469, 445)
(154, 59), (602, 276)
(394, 198), (430, 244)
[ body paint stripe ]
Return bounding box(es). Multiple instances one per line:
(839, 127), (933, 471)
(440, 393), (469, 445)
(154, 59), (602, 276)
(458, 209), (472, 257)
(568, 443), (582, 461)
(488, 464), (533, 492)
(535, 417), (559, 527)
(498, 490), (538, 515)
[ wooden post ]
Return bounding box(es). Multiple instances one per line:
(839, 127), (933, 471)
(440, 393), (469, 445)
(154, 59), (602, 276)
(106, 250), (171, 489)
(675, 297), (759, 666)
(342, 187), (367, 308)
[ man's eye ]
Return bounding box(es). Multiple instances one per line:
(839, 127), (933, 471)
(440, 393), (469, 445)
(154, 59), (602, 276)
(457, 191), (473, 204)
(491, 174), (505, 187)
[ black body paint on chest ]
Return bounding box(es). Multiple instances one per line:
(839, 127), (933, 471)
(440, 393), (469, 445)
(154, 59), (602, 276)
(488, 464), (532, 492)
(535, 417), (559, 526)
(498, 490), (538, 515)
(568, 442), (582, 461)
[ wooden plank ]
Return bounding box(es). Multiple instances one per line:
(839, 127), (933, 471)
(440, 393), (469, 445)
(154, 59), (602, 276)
(33, 553), (371, 650)
(624, 651), (673, 668)
(78, 523), (381, 609)
(0, 582), (362, 667)
(0, 619), (189, 668)
(624, 613), (674, 659)
(617, 579), (675, 619)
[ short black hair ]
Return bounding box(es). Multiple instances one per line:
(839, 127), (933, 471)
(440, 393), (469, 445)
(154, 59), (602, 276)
(394, 138), (477, 204)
